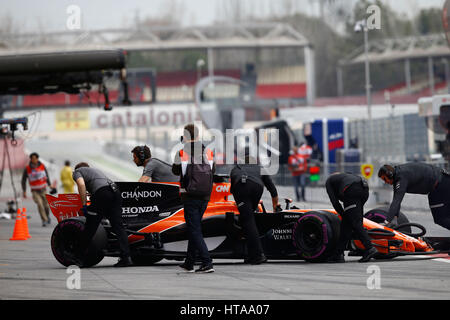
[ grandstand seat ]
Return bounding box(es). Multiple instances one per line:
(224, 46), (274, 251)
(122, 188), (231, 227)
(255, 65), (307, 99)
(155, 69), (241, 102)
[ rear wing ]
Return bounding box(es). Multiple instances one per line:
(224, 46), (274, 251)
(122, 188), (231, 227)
(45, 193), (83, 222)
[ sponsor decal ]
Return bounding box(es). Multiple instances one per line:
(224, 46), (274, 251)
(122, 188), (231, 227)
(121, 187), (162, 201)
(49, 200), (80, 210)
(116, 182), (183, 223)
(328, 133), (344, 151)
(272, 228), (292, 240)
(215, 184), (230, 193)
(283, 214), (301, 219)
(159, 212), (172, 217)
(122, 206), (159, 215)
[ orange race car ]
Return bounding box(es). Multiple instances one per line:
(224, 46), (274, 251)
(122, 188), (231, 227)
(46, 176), (450, 267)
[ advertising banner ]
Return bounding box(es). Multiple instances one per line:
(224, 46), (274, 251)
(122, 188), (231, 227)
(90, 104), (203, 129)
(311, 118), (345, 164)
(55, 109), (90, 131)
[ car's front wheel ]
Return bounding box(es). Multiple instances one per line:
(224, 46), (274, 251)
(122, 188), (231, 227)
(364, 207), (411, 234)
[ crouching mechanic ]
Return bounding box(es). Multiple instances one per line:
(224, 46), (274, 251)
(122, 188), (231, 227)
(325, 172), (377, 263)
(230, 151), (280, 265)
(72, 162), (132, 267)
(378, 162), (450, 231)
(131, 145), (179, 182)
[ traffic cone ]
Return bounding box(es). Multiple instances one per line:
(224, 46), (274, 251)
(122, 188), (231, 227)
(9, 209), (28, 241)
(21, 208), (31, 239)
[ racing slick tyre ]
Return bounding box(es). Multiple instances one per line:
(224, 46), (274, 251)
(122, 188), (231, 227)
(292, 211), (341, 263)
(51, 217), (107, 267)
(130, 254), (163, 266)
(364, 207), (412, 234)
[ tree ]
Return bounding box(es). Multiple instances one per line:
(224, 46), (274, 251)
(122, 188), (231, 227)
(415, 8), (443, 35)
(139, 0), (186, 27)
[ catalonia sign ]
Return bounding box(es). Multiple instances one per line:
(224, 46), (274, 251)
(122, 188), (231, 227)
(361, 164), (374, 179)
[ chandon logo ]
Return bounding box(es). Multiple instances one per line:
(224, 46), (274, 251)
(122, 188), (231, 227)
(122, 206), (159, 214)
(121, 189), (162, 201)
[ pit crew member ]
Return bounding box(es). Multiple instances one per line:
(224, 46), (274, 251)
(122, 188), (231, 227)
(325, 172), (377, 263)
(230, 150), (279, 265)
(378, 162), (450, 231)
(72, 162), (132, 267)
(131, 145), (178, 182)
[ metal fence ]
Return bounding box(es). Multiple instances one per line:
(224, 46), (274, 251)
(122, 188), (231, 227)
(348, 113), (431, 164)
(268, 160), (449, 189)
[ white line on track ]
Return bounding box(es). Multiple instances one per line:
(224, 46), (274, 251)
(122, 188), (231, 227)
(413, 255), (450, 264)
(432, 258), (450, 264)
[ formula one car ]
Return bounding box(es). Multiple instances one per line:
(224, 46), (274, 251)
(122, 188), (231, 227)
(46, 176), (450, 267)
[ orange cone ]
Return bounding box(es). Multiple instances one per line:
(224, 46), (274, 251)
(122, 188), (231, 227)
(9, 209), (28, 241)
(21, 208), (31, 239)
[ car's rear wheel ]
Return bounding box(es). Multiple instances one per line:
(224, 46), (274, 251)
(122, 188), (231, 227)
(51, 217), (107, 267)
(292, 211), (341, 262)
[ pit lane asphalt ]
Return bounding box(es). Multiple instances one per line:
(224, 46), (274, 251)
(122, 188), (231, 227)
(1, 196), (449, 301)
(1, 139), (448, 300)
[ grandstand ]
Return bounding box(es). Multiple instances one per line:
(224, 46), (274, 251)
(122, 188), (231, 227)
(0, 23), (315, 112)
(315, 78), (449, 107)
(155, 69), (241, 102)
(3, 68), (267, 106)
(334, 33), (450, 106)
(255, 65), (306, 99)
(7, 63), (308, 109)
(6, 27), (450, 129)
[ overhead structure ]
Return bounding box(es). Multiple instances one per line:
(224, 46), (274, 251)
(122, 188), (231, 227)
(0, 23), (310, 53)
(337, 33), (450, 96)
(340, 34), (450, 65)
(0, 23), (315, 105)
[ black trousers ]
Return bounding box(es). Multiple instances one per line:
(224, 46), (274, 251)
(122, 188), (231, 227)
(80, 186), (130, 258)
(428, 174), (450, 230)
(336, 182), (373, 253)
(232, 180), (265, 259)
